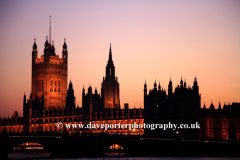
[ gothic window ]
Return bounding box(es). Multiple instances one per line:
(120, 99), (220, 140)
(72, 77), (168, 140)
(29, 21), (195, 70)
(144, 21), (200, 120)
(54, 81), (57, 92)
(58, 81), (61, 92)
(110, 68), (111, 75)
(50, 81), (53, 92)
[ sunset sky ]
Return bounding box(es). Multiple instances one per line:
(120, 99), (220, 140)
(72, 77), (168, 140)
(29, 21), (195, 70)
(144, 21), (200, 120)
(0, 0), (240, 117)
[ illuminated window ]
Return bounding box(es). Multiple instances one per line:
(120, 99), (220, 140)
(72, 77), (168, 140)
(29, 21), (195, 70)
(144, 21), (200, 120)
(54, 81), (57, 92)
(58, 81), (61, 92)
(110, 68), (111, 75)
(50, 81), (53, 92)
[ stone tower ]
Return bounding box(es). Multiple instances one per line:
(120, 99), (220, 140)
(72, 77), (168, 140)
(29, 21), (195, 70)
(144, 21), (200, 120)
(101, 44), (120, 109)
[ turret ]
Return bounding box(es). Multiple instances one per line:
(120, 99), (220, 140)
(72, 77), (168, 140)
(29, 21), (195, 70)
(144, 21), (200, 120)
(62, 38), (68, 63)
(158, 81), (161, 91)
(154, 80), (157, 91)
(88, 86), (92, 94)
(82, 86), (85, 96)
(209, 101), (215, 109)
(32, 38), (38, 60)
(193, 76), (199, 94)
(51, 41), (56, 56)
(144, 81), (147, 96)
(44, 36), (51, 61)
(95, 88), (98, 95)
(168, 77), (173, 97)
(66, 80), (75, 108)
(180, 76), (183, 88)
(44, 36), (49, 49)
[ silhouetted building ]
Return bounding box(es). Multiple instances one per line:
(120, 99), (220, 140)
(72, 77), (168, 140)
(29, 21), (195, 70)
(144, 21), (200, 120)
(144, 78), (240, 140)
(101, 44), (120, 109)
(144, 77), (200, 137)
(0, 36), (143, 135)
(0, 21), (240, 139)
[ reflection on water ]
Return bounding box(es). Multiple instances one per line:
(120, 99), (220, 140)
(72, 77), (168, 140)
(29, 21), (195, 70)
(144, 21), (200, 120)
(8, 152), (51, 159)
(8, 153), (240, 160)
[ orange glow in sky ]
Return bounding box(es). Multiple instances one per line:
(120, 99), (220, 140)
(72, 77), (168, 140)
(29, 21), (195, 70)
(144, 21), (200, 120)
(0, 0), (240, 117)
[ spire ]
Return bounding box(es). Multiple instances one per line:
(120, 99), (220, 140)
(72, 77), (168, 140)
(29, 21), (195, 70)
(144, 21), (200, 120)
(194, 76), (198, 86)
(63, 38), (67, 49)
(69, 80), (73, 90)
(210, 100), (214, 109)
(82, 85), (85, 95)
(203, 102), (206, 109)
(218, 101), (221, 110)
(158, 81), (161, 90)
(49, 16), (51, 44)
(105, 43), (115, 79)
(45, 36), (49, 48)
(108, 43), (112, 62)
(95, 87), (98, 94)
(169, 76), (172, 85)
(180, 76), (183, 87)
(33, 38), (37, 50)
(154, 79), (157, 89)
(144, 80), (147, 89)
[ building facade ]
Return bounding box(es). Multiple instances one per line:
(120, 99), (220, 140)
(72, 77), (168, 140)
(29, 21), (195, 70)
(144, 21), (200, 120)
(31, 37), (68, 110)
(0, 34), (240, 140)
(0, 39), (143, 135)
(101, 44), (120, 109)
(144, 78), (240, 140)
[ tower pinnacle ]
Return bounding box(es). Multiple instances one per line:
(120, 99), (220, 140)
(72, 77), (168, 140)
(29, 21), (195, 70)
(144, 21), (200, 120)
(49, 16), (51, 44)
(108, 43), (112, 62)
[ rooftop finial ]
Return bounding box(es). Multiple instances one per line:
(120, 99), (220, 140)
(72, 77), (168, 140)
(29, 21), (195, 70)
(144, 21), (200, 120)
(108, 43), (112, 62)
(49, 16), (51, 44)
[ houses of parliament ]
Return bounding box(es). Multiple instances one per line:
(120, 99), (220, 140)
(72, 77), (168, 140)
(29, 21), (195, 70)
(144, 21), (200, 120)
(1, 29), (240, 140)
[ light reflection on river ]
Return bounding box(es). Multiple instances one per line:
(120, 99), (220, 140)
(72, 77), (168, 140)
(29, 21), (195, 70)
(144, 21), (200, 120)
(8, 153), (240, 160)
